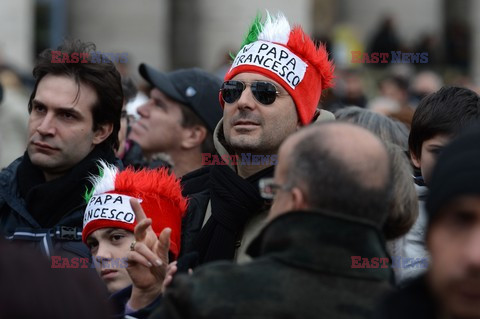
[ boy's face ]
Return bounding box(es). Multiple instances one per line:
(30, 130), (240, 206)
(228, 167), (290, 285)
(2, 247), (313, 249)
(411, 134), (451, 185)
(86, 228), (134, 294)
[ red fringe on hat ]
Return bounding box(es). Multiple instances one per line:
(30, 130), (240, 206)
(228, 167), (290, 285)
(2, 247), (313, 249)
(287, 26), (335, 91)
(113, 167), (187, 259)
(114, 167), (187, 213)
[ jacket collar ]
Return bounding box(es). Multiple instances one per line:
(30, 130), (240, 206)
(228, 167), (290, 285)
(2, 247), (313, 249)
(247, 210), (393, 281)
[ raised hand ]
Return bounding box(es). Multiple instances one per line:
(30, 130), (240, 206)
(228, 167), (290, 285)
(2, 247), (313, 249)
(125, 198), (171, 310)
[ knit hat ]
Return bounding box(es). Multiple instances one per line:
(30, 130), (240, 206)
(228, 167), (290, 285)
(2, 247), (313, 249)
(221, 12), (334, 125)
(426, 125), (480, 225)
(82, 161), (187, 259)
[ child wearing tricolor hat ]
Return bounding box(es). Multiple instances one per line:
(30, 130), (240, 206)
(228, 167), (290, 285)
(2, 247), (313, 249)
(82, 161), (187, 293)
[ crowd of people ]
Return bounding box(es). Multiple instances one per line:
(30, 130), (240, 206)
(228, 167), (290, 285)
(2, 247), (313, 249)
(0, 10), (479, 319)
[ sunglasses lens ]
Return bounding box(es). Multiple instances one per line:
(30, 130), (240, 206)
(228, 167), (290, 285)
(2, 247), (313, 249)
(221, 81), (244, 104)
(252, 82), (277, 105)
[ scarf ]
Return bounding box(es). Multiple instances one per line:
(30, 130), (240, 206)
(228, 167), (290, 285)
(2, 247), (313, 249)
(194, 164), (273, 263)
(17, 145), (116, 228)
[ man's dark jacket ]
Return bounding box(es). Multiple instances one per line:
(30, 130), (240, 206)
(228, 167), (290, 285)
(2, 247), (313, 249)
(178, 113), (335, 268)
(151, 210), (394, 319)
(0, 149), (119, 259)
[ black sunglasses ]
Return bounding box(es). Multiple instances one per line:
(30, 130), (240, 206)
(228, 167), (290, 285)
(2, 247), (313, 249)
(221, 80), (280, 105)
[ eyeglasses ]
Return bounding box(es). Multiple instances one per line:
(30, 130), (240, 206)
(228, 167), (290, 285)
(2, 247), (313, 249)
(259, 178), (291, 200)
(221, 80), (281, 105)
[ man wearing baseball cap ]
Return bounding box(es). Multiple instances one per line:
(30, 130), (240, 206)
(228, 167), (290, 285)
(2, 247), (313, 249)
(128, 66), (223, 177)
(179, 12), (335, 266)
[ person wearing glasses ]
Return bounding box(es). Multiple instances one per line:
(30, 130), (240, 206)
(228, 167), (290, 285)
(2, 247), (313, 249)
(178, 11), (335, 268)
(143, 120), (394, 319)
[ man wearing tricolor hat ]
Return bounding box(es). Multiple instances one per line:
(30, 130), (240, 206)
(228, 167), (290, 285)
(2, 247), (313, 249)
(82, 161), (186, 310)
(180, 11), (335, 265)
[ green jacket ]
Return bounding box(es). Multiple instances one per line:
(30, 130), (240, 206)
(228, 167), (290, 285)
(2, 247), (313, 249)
(151, 210), (394, 319)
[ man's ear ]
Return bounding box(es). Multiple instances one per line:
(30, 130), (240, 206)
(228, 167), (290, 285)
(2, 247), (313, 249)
(180, 125), (207, 149)
(93, 123), (113, 145)
(410, 150), (421, 169)
(291, 187), (309, 210)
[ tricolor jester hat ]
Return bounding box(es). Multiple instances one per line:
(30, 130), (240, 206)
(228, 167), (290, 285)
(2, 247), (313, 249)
(82, 161), (187, 259)
(221, 12), (334, 125)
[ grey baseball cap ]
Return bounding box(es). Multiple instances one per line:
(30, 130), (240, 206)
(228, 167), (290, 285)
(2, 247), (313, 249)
(139, 63), (223, 132)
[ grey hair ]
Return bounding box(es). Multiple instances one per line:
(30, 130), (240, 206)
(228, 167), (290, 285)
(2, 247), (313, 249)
(383, 143), (419, 239)
(335, 106), (409, 151)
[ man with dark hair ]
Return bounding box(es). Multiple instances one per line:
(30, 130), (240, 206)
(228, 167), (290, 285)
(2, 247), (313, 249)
(146, 122), (393, 319)
(375, 126), (480, 319)
(176, 12), (335, 266)
(400, 86), (480, 283)
(0, 40), (122, 258)
(127, 65), (222, 177)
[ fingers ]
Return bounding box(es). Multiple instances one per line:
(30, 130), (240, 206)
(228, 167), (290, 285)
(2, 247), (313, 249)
(130, 198), (147, 221)
(166, 261), (178, 277)
(162, 274), (173, 291)
(162, 261), (178, 291)
(134, 218), (152, 242)
(132, 242), (163, 267)
(131, 198), (157, 244)
(153, 228), (171, 263)
(127, 250), (153, 268)
(156, 227), (171, 257)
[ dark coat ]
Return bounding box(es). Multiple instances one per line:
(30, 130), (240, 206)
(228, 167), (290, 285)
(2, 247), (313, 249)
(110, 285), (163, 319)
(179, 165), (212, 259)
(178, 163), (273, 267)
(151, 210), (394, 319)
(373, 275), (438, 318)
(0, 158), (90, 259)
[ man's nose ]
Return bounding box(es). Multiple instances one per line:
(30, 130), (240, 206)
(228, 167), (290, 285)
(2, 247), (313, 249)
(236, 85), (257, 110)
(136, 100), (153, 117)
(36, 113), (56, 136)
